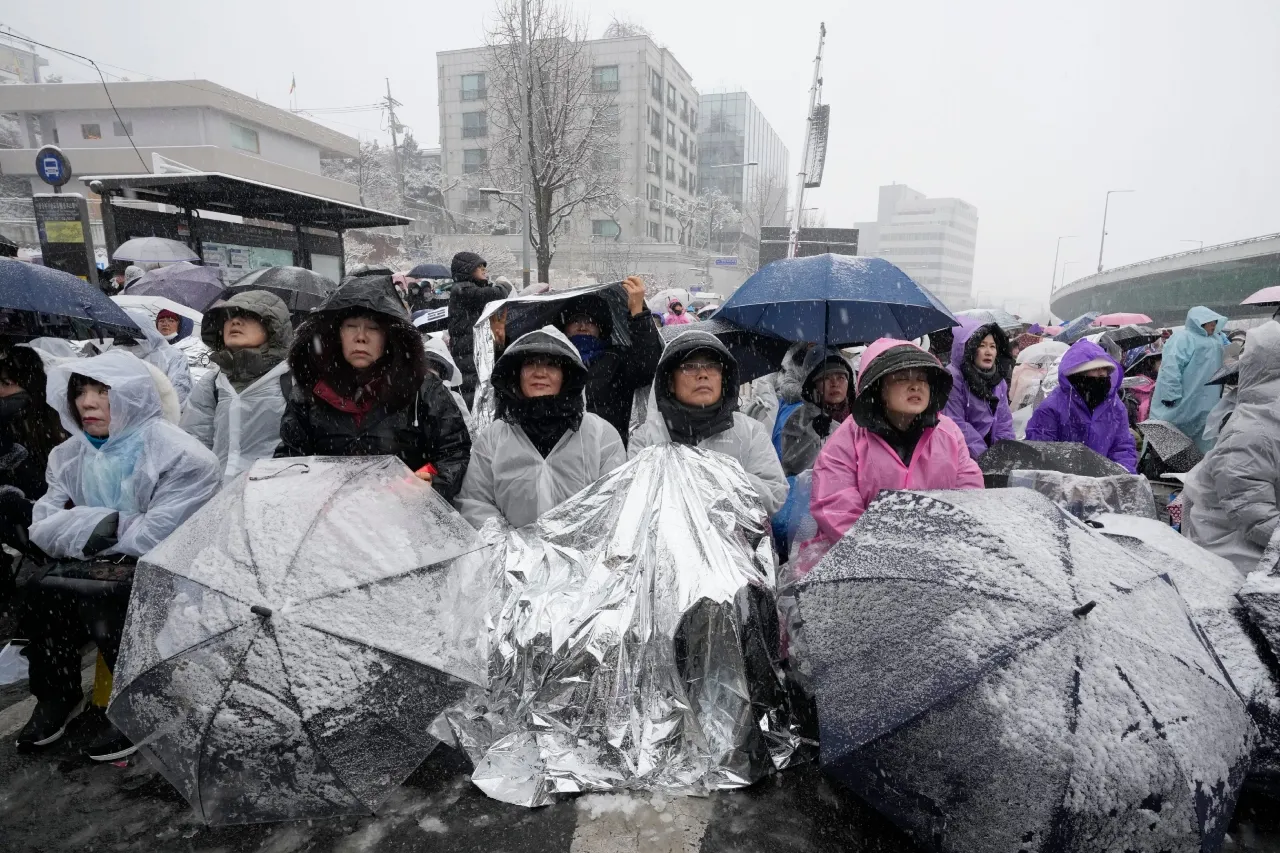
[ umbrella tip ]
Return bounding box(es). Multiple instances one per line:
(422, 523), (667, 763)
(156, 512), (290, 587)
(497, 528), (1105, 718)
(250, 605), (274, 619)
(1072, 600), (1097, 618)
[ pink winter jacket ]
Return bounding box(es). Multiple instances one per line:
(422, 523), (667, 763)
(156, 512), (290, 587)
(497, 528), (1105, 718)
(809, 339), (986, 544)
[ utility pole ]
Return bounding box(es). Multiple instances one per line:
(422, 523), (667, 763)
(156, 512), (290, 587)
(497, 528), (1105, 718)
(788, 23), (826, 259)
(518, 0), (533, 288)
(384, 78), (405, 198)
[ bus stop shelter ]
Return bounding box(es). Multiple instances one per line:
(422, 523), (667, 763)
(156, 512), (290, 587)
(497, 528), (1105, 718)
(83, 171), (409, 281)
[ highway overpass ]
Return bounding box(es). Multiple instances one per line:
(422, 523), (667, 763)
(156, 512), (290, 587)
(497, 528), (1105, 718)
(1051, 234), (1280, 326)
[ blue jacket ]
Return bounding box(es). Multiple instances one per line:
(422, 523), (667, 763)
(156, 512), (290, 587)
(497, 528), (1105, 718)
(1025, 339), (1138, 473)
(1150, 306), (1227, 452)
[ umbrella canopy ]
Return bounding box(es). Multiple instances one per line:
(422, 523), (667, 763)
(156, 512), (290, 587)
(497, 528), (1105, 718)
(107, 455), (492, 825)
(124, 262), (224, 313)
(111, 294), (204, 325)
(977, 438), (1129, 487)
(1053, 312), (1101, 343)
(1094, 311), (1153, 327)
(483, 281), (633, 349)
(648, 287), (692, 314)
(1101, 323), (1163, 352)
(717, 254), (956, 347)
(1136, 419), (1204, 473)
(1208, 361), (1240, 386)
(1015, 339), (1068, 367)
(796, 488), (1256, 853)
(1242, 286), (1280, 307)
(219, 266), (337, 321)
(956, 308), (1023, 334)
(659, 317), (791, 384)
(1042, 324), (1064, 336)
(112, 236), (200, 264)
(408, 262), (451, 280)
(0, 258), (140, 339)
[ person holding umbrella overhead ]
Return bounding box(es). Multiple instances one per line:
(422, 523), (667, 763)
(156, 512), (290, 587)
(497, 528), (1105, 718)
(447, 252), (511, 406)
(805, 339), (983, 550)
(456, 327), (626, 529)
(275, 274), (471, 500)
(943, 319), (1015, 459)
(1150, 306), (1228, 453)
(181, 291), (295, 484)
(629, 329), (787, 515)
(1024, 339), (1139, 473)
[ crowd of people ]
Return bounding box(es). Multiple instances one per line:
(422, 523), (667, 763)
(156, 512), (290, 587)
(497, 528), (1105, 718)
(0, 249), (1263, 780)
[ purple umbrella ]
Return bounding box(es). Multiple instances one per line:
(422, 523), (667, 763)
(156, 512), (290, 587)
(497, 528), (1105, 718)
(123, 262), (224, 313)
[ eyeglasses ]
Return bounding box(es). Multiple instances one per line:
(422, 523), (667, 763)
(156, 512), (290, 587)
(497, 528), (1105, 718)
(522, 356), (562, 370)
(677, 360), (723, 376)
(884, 369), (931, 385)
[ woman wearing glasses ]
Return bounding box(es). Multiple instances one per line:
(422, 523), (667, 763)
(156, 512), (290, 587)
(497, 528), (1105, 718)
(629, 329), (788, 516)
(456, 327), (626, 530)
(806, 338), (984, 548)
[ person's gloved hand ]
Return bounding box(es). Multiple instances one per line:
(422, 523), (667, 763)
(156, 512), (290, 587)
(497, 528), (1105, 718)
(84, 512), (120, 555)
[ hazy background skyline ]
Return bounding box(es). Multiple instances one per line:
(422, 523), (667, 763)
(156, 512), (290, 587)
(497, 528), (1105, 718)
(5, 0), (1278, 315)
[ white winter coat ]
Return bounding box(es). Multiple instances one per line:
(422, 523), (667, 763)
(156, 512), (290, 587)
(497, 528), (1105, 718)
(1183, 320), (1280, 573)
(30, 349), (219, 559)
(629, 409), (789, 517)
(181, 360), (291, 484)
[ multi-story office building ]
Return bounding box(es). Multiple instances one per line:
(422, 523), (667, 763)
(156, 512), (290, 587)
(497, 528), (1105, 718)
(697, 92), (789, 253)
(436, 35), (700, 243)
(855, 184), (979, 309)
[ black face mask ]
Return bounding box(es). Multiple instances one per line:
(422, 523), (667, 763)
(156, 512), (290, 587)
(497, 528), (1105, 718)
(0, 391), (30, 426)
(1069, 374), (1112, 411)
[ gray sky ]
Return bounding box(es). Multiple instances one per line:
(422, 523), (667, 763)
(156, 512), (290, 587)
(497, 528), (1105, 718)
(6, 0), (1279, 314)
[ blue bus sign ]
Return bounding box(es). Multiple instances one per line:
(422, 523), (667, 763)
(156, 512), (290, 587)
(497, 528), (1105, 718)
(35, 145), (72, 188)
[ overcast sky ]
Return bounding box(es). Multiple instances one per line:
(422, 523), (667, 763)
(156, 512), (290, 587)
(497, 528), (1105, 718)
(6, 0), (1279, 312)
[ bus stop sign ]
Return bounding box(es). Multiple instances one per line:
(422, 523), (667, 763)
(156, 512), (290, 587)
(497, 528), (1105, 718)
(35, 145), (72, 188)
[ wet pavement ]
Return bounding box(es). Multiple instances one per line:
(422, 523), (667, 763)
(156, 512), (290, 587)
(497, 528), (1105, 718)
(0, 665), (1278, 852)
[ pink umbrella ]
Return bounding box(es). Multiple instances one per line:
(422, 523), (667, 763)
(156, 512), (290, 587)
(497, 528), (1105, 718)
(1042, 325), (1064, 336)
(1092, 312), (1152, 327)
(1243, 286), (1280, 307)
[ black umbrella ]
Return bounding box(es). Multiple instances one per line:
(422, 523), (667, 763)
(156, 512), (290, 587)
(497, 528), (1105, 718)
(108, 456), (491, 825)
(1136, 419), (1203, 474)
(977, 439), (1128, 487)
(0, 258), (140, 339)
(1102, 323), (1162, 352)
(218, 266), (337, 323)
(0, 232), (18, 258)
(797, 488), (1256, 853)
(660, 318), (793, 384)
(500, 282), (632, 348)
(408, 262), (451, 280)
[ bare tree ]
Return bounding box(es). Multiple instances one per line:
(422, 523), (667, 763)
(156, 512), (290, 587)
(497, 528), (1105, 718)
(603, 16), (654, 40)
(485, 0), (623, 282)
(661, 189), (741, 250)
(740, 174), (788, 271)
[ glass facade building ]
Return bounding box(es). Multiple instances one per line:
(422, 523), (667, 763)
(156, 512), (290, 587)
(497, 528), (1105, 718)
(697, 92), (789, 254)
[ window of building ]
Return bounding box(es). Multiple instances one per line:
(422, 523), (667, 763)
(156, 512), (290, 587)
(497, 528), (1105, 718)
(462, 111), (488, 138)
(465, 188), (490, 212)
(647, 146), (661, 169)
(648, 221), (661, 240)
(690, 109), (697, 130)
(680, 96), (689, 124)
(648, 107), (662, 139)
(230, 123), (259, 153)
(461, 73), (486, 100)
(80, 123), (102, 140)
(665, 155), (676, 181)
(591, 65), (620, 93)
(667, 83), (677, 109)
(463, 148), (488, 174)
(679, 165), (687, 190)
(592, 219), (621, 238)
(680, 131), (688, 157)
(664, 226), (675, 243)
(666, 119), (676, 146)
(649, 68), (663, 101)
(666, 190), (675, 203)
(112, 120), (133, 137)
(599, 105), (620, 133)
(648, 184), (662, 200)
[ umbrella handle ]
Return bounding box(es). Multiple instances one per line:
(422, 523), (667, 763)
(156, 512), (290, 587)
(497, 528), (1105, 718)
(249, 462), (311, 481)
(1072, 600), (1097, 618)
(250, 605), (273, 619)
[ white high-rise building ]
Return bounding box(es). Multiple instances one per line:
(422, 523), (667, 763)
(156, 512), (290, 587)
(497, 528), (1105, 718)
(436, 35), (701, 243)
(856, 184), (979, 310)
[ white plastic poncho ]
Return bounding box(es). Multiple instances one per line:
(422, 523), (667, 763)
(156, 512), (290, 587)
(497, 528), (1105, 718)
(95, 307), (195, 404)
(456, 413), (625, 529)
(180, 360), (291, 484)
(30, 349), (220, 559)
(423, 333), (473, 435)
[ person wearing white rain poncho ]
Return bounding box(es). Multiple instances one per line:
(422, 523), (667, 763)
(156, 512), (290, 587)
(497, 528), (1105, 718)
(456, 327), (625, 529)
(17, 349), (218, 758)
(85, 307), (194, 405)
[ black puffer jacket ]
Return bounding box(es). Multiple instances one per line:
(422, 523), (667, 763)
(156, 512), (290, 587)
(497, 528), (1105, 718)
(447, 254), (511, 404)
(275, 275), (472, 500)
(569, 303), (662, 444)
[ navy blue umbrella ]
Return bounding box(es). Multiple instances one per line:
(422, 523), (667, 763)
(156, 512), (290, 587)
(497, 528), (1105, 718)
(0, 259), (140, 339)
(408, 262), (451, 280)
(717, 254), (956, 347)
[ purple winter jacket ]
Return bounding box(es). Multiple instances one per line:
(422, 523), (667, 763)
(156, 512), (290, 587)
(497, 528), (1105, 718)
(1025, 339), (1139, 473)
(943, 319), (1015, 459)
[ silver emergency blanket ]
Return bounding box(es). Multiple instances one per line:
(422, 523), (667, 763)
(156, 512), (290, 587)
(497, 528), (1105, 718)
(447, 443), (802, 807)
(1008, 469), (1157, 520)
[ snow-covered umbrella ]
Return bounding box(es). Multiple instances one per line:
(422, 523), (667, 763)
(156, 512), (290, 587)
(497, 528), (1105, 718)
(107, 456), (492, 826)
(976, 438), (1128, 487)
(123, 261), (224, 313)
(112, 236), (200, 264)
(796, 488), (1256, 853)
(956, 307), (1023, 334)
(647, 287), (691, 314)
(1015, 339), (1068, 367)
(1101, 323), (1162, 352)
(1136, 419), (1203, 474)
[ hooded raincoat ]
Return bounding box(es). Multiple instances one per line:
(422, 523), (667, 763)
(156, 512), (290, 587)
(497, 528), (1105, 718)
(1024, 339), (1138, 473)
(808, 339), (984, 545)
(275, 275), (472, 500)
(181, 291), (295, 484)
(30, 349), (219, 559)
(942, 319), (1015, 459)
(456, 327), (625, 529)
(1150, 306), (1227, 452)
(629, 330), (787, 516)
(777, 346), (854, 477)
(1182, 321), (1280, 572)
(447, 252), (511, 404)
(422, 333), (473, 434)
(103, 307), (195, 404)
